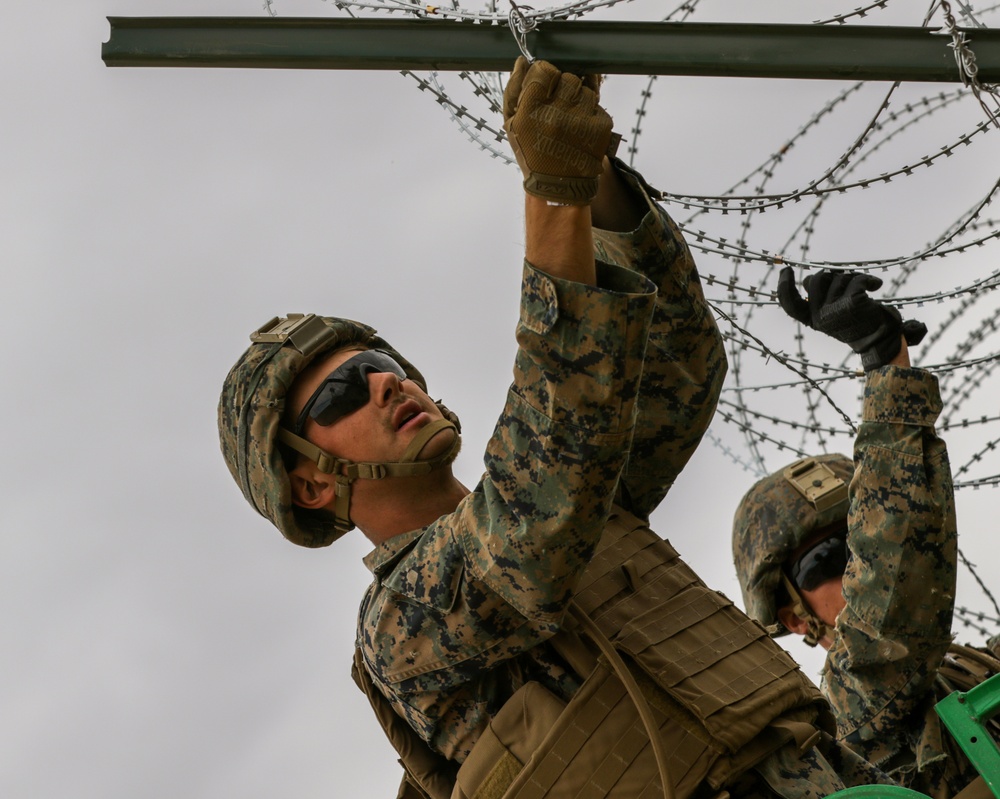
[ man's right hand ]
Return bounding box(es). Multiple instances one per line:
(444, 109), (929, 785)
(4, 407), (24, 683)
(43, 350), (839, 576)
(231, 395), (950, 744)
(503, 57), (614, 206)
(776, 267), (927, 372)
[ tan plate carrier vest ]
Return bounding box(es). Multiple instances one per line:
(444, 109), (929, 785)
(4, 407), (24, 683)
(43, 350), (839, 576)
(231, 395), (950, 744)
(353, 506), (834, 799)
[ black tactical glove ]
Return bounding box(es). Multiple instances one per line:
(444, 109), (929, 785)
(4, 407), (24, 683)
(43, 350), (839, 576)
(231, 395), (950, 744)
(777, 267), (928, 372)
(503, 57), (614, 205)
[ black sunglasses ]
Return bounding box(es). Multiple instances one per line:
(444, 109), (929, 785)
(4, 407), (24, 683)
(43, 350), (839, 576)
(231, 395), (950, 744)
(788, 528), (849, 592)
(292, 349), (406, 437)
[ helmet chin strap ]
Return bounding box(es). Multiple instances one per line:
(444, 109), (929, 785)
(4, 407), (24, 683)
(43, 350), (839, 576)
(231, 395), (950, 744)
(396, 418), (459, 466)
(779, 572), (830, 648)
(277, 417), (461, 535)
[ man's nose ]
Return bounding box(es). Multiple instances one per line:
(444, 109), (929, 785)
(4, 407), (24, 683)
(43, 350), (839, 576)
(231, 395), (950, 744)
(368, 369), (402, 406)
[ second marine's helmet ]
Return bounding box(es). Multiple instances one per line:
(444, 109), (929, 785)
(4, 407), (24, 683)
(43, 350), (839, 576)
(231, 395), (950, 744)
(732, 454), (854, 645)
(217, 314), (461, 548)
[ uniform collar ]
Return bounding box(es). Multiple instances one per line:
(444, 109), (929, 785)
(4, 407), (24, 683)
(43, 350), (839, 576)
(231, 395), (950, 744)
(362, 527), (424, 577)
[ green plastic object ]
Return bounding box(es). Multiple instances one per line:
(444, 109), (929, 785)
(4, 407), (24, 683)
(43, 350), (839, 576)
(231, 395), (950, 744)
(825, 786), (934, 799)
(935, 671), (1000, 799)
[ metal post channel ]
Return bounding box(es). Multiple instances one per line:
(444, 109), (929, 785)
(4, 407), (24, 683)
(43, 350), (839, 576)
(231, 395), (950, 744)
(102, 17), (1000, 83)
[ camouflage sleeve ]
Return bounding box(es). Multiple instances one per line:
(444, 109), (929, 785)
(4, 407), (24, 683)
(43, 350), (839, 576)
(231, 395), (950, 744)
(471, 257), (657, 616)
(822, 366), (956, 768)
(591, 159), (728, 518)
(358, 259), (658, 760)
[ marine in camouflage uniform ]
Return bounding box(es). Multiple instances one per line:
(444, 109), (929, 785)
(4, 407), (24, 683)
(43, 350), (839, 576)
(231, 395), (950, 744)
(733, 269), (997, 798)
(218, 60), (893, 798)
(358, 158), (721, 761)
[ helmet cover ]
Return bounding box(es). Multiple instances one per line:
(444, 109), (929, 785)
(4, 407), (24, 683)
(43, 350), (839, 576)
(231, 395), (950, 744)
(731, 453), (854, 633)
(218, 314), (451, 547)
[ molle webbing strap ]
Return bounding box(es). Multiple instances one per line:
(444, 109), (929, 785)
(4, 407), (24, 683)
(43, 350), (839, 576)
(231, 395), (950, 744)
(941, 644), (1000, 690)
(498, 664), (672, 799)
(546, 628), (723, 799)
(567, 605), (675, 799)
(572, 508), (826, 755)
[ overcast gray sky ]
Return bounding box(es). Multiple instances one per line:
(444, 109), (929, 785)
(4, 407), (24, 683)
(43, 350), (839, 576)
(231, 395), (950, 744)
(3, 2), (999, 797)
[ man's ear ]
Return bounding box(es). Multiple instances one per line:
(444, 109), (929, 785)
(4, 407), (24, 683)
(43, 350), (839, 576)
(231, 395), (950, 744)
(776, 605), (810, 637)
(287, 463), (338, 510)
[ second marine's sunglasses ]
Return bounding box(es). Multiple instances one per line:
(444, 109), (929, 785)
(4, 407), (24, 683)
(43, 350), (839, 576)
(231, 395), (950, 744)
(788, 527), (849, 592)
(292, 349), (407, 437)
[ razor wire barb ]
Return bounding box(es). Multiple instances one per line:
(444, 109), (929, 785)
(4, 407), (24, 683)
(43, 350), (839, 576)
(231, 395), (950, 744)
(507, 0), (539, 62)
(938, 0), (1000, 129)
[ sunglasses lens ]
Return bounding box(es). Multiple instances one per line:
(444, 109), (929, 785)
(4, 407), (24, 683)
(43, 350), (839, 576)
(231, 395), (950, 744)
(303, 350), (407, 430)
(790, 532), (848, 591)
(310, 377), (370, 426)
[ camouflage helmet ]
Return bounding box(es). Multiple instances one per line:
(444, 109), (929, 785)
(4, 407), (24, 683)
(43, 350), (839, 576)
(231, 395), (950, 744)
(732, 453), (854, 635)
(218, 314), (460, 548)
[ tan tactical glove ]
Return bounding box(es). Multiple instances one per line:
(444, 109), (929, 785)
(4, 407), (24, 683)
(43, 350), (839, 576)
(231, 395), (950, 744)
(503, 57), (614, 205)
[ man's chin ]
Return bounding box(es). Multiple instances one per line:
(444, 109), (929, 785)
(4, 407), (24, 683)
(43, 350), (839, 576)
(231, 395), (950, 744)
(439, 431), (461, 466)
(422, 428), (461, 466)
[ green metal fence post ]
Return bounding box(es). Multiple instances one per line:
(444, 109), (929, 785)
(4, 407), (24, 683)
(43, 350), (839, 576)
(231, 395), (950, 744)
(936, 672), (1000, 799)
